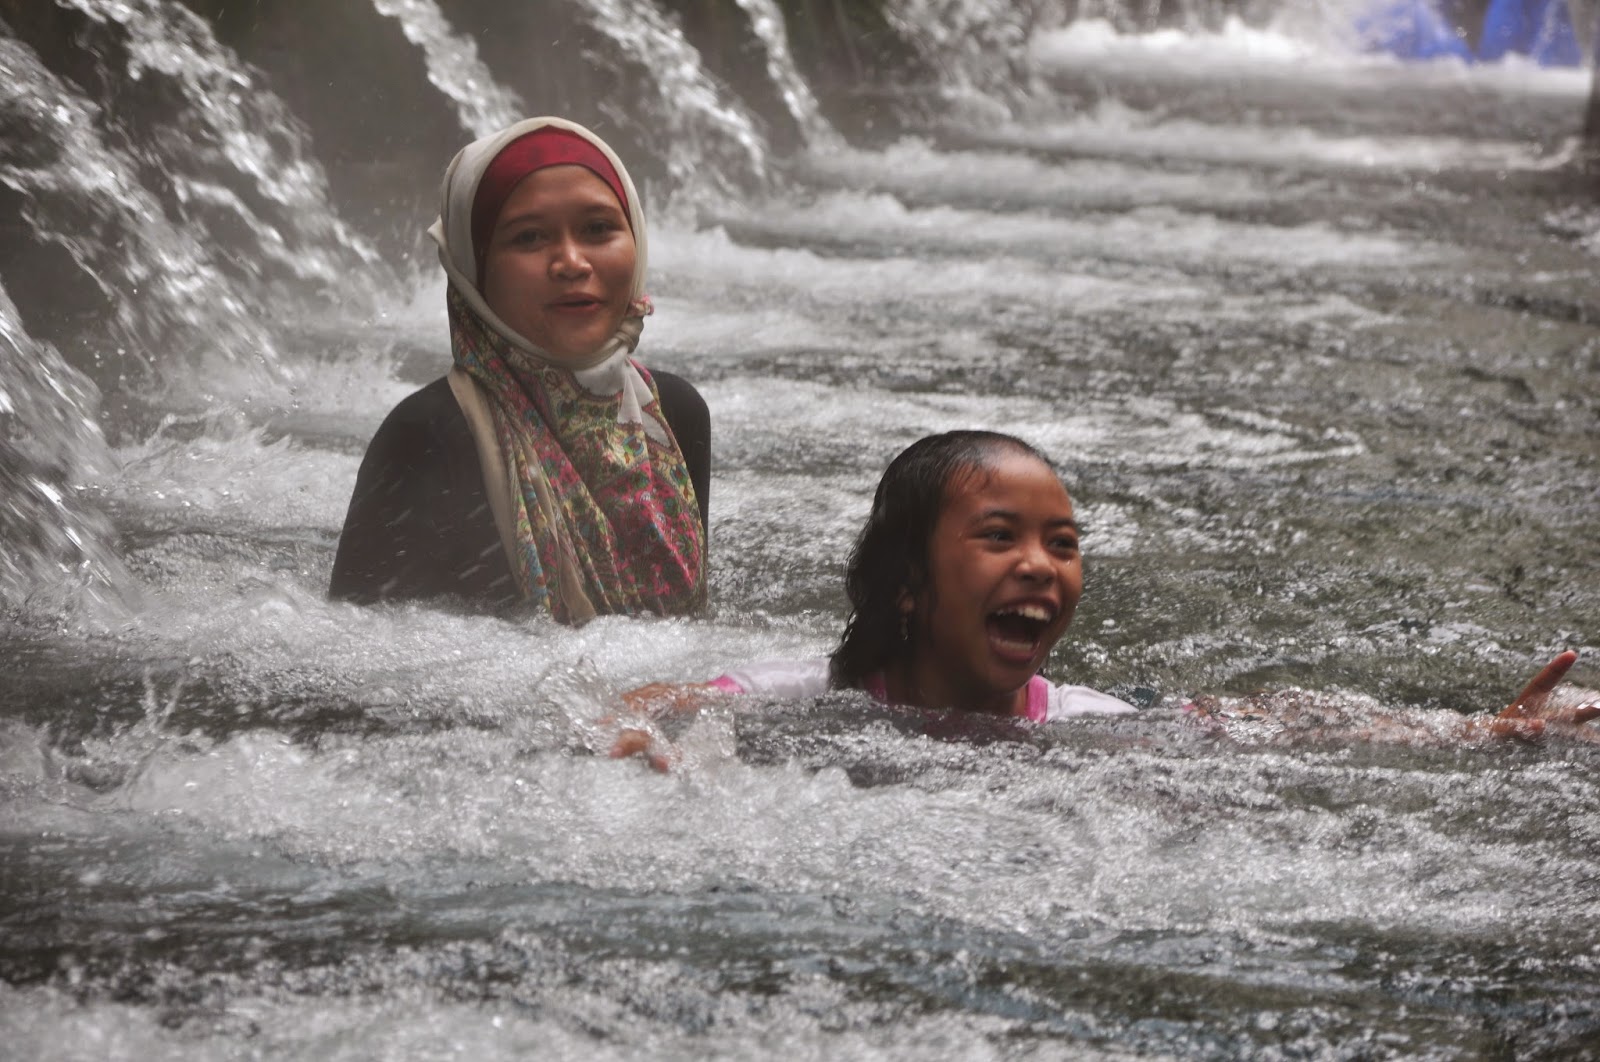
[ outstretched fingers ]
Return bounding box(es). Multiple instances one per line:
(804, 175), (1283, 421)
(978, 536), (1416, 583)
(1502, 650), (1578, 718)
(1487, 650), (1600, 739)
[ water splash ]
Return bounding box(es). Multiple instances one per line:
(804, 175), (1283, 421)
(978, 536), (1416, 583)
(0, 284), (134, 623)
(371, 0), (525, 137)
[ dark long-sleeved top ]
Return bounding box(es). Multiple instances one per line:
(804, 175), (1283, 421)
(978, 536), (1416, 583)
(329, 370), (710, 610)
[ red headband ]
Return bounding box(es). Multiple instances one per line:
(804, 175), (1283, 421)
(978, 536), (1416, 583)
(470, 127), (630, 281)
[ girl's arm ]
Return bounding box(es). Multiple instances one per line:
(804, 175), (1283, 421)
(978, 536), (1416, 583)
(609, 660), (832, 770)
(619, 681), (731, 716)
(1186, 651), (1599, 747)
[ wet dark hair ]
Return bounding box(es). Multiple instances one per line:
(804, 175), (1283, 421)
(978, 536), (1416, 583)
(828, 430), (1057, 690)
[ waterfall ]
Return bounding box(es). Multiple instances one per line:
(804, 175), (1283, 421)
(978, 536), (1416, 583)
(879, 0), (1047, 118)
(572, 0), (770, 187)
(56, 0), (381, 290)
(371, 0), (525, 138)
(1, 0), (403, 623)
(2, 0), (395, 392)
(732, 0), (839, 145)
(0, 30), (273, 376)
(0, 282), (132, 622)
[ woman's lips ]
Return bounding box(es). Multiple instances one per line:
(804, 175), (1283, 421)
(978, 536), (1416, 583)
(548, 297), (602, 314)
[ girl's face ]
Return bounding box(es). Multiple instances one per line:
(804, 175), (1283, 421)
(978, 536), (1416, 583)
(906, 451), (1082, 713)
(480, 164), (636, 363)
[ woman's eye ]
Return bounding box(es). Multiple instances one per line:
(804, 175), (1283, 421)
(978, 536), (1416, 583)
(510, 228), (547, 246)
(584, 219), (620, 237)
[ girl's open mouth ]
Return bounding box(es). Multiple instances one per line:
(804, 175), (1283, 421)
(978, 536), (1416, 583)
(986, 603), (1052, 662)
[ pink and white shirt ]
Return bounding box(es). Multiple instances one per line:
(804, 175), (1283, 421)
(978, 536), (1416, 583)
(707, 658), (1135, 721)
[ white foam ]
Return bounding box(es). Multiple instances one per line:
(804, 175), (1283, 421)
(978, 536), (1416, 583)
(706, 374), (1365, 478)
(110, 424), (358, 536)
(649, 209), (1413, 335)
(798, 137), (1274, 210)
(0, 979), (1036, 1062)
(1034, 15), (1592, 99)
(962, 110), (1577, 175)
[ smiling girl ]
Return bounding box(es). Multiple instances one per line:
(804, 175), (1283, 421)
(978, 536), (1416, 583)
(616, 431), (1135, 745)
(613, 430), (1594, 767)
(771, 429), (1130, 720)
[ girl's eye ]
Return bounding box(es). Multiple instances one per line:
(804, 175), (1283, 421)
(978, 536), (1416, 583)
(981, 528), (1014, 544)
(510, 228), (548, 246)
(1050, 536), (1079, 554)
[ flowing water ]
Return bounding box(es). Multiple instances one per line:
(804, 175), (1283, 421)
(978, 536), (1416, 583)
(3, 4), (1599, 1058)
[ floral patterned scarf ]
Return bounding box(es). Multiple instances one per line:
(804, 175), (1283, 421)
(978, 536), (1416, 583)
(447, 287), (702, 622)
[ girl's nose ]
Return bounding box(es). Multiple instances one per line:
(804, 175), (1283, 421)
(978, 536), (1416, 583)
(1015, 539), (1052, 579)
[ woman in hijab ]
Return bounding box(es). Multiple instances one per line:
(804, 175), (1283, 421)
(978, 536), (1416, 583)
(329, 117), (707, 623)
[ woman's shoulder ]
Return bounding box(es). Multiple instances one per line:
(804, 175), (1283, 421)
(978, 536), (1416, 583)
(342, 377), (486, 514)
(376, 376), (464, 432)
(361, 377), (473, 461)
(641, 367), (711, 530)
(648, 369), (708, 429)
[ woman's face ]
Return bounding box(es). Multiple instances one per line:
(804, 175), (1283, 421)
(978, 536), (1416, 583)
(480, 164), (637, 363)
(906, 452), (1083, 713)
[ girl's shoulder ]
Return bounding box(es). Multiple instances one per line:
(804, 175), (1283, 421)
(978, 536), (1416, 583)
(714, 661), (1138, 721)
(711, 657), (832, 699)
(1034, 679), (1138, 721)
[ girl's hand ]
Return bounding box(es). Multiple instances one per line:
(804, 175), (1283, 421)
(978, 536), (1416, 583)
(1487, 651), (1600, 742)
(609, 726), (676, 773)
(606, 682), (722, 771)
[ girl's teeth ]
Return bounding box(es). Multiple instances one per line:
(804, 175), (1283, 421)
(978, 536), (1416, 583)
(999, 605), (1050, 622)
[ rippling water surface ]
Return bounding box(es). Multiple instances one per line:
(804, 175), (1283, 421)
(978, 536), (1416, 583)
(3, 19), (1599, 1060)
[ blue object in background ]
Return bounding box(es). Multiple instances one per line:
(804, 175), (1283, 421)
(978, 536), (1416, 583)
(1478, 0), (1584, 64)
(1357, 0), (1475, 61)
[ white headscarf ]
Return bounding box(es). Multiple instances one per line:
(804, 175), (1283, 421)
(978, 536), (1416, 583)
(427, 116), (660, 435)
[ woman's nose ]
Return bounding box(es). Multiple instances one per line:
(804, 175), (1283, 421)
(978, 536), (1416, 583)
(549, 235), (590, 277)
